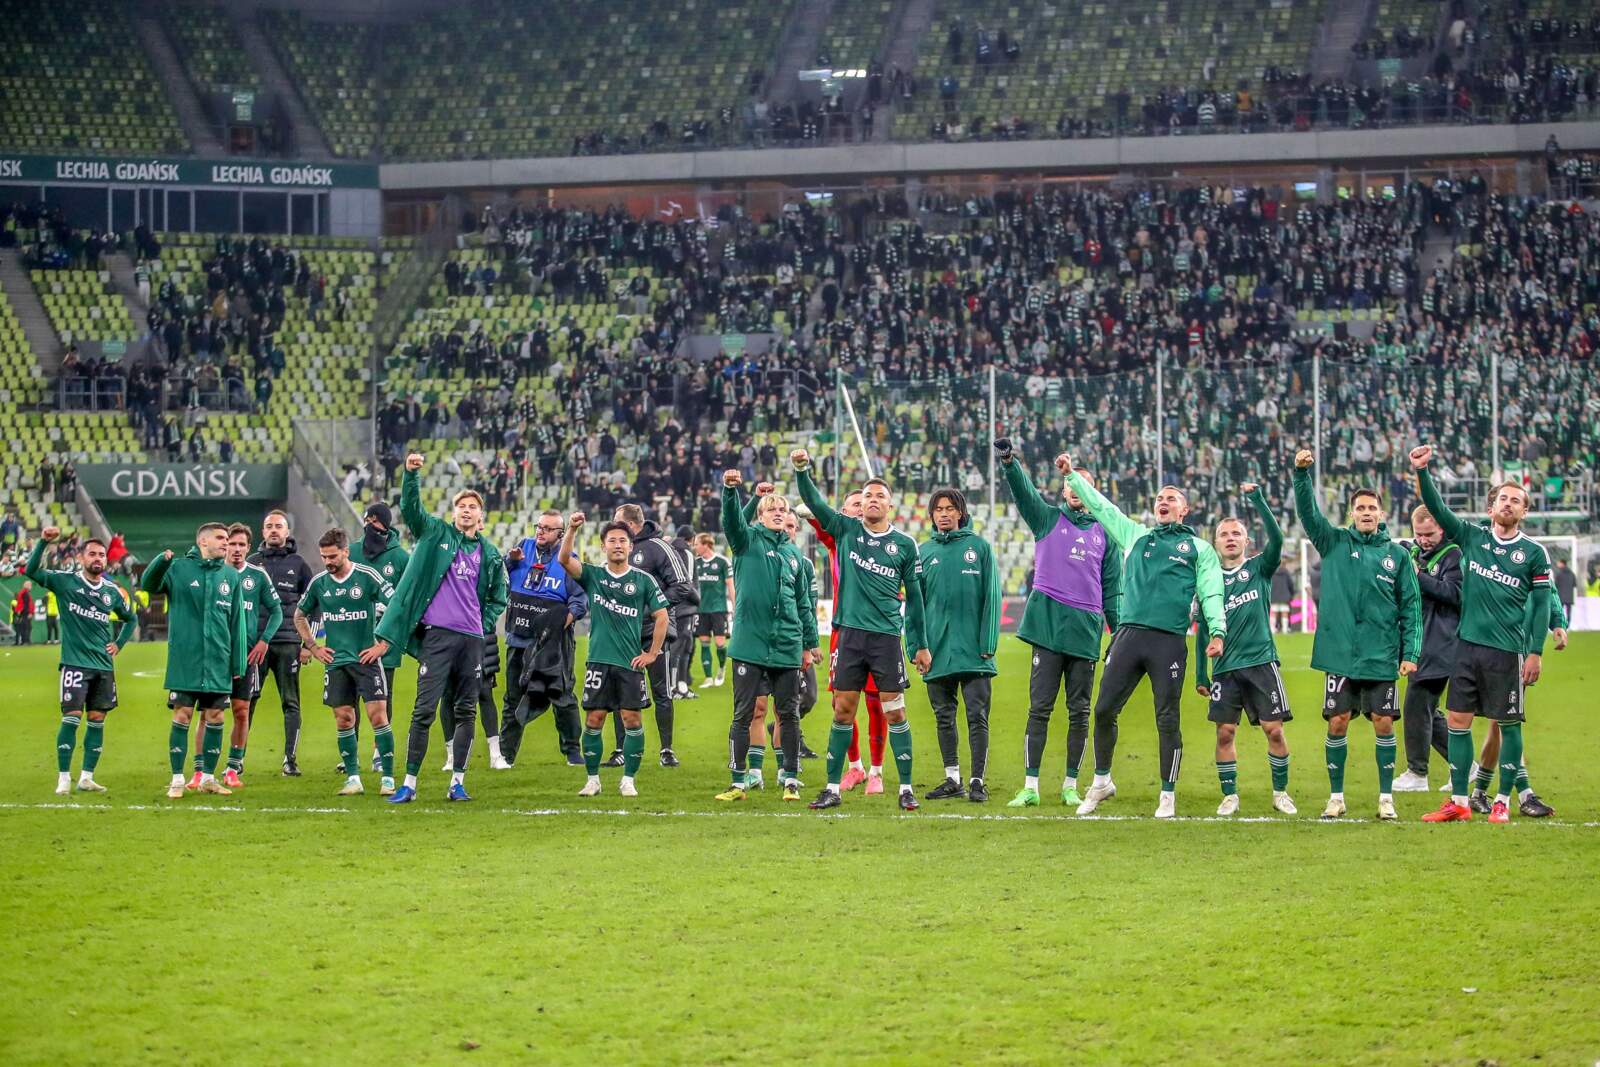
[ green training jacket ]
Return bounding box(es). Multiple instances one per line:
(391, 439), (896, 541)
(917, 518), (1000, 680)
(355, 524), (411, 668)
(373, 467), (507, 659)
(141, 546), (248, 692)
(1065, 471), (1226, 639)
(1292, 468), (1421, 680)
(722, 485), (817, 668)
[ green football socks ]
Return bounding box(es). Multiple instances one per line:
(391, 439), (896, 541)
(716, 645), (728, 669)
(582, 726), (603, 776)
(1375, 734), (1397, 794)
(1268, 752), (1289, 792)
(82, 718), (104, 774)
(747, 745), (765, 775)
(622, 726), (645, 777)
(56, 714), (80, 773)
(1496, 722), (1524, 799)
(825, 721), (852, 787)
(1447, 726), (1473, 798)
(1217, 760), (1238, 797)
(1472, 763), (1494, 792)
(700, 644), (714, 678)
(337, 727), (359, 777)
(1324, 733), (1347, 793)
(888, 720), (913, 786)
(201, 722), (223, 775)
(168, 719), (189, 775)
(227, 745), (245, 773)
(373, 725), (395, 777)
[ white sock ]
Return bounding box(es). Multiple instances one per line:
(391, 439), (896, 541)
(1063, 775), (1078, 791)
(1024, 775), (1040, 791)
(1160, 786), (1175, 796)
(848, 759), (864, 772)
(450, 771), (465, 786)
(869, 764), (882, 777)
(900, 783), (913, 794)
(1091, 773), (1111, 788)
(944, 765), (960, 781)
(403, 773), (418, 790)
(488, 736), (502, 758)
(620, 775), (634, 789)
(1452, 794), (1468, 806)
(1329, 791), (1344, 803)
(826, 783), (840, 795)
(1518, 787), (1533, 801)
(586, 774), (601, 786)
(1379, 792), (1393, 803)
(58, 771), (71, 785)
(201, 772), (215, 784)
(170, 773), (184, 786)
(77, 770), (92, 783)
(1495, 793), (1510, 806)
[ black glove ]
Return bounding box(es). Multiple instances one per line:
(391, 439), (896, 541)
(992, 438), (1014, 462)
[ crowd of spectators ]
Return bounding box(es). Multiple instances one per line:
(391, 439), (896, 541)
(377, 176), (1597, 547)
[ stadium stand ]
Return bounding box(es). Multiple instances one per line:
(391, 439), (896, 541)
(262, 9), (381, 159)
(0, 0), (187, 154)
(30, 269), (138, 349)
(163, 1), (261, 96)
(893, 0), (1330, 140)
(0, 275), (46, 410)
(378, 0), (796, 160)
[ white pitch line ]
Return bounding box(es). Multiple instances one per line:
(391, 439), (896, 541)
(2, 801), (1597, 828)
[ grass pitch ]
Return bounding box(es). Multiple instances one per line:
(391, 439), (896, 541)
(2, 634), (1598, 1066)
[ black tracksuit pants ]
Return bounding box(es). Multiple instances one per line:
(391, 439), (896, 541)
(928, 673), (992, 781)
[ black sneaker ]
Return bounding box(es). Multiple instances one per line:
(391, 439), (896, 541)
(281, 759), (301, 777)
(1467, 789), (1492, 814)
(808, 788), (842, 810)
(1518, 792), (1555, 818)
(603, 749), (625, 768)
(565, 752), (585, 766)
(898, 789), (920, 812)
(967, 779), (989, 803)
(371, 756), (383, 774)
(798, 741), (819, 760)
(659, 749), (680, 768)
(925, 777), (965, 800)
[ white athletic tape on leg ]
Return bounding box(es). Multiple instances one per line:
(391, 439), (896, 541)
(880, 695), (906, 713)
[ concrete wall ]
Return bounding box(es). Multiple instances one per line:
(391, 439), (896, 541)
(379, 120), (1600, 192)
(329, 188), (381, 238)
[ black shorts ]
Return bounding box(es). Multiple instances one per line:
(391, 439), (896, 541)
(1322, 675), (1398, 720)
(323, 661), (389, 707)
(582, 663), (650, 711)
(169, 689), (229, 711)
(1208, 663), (1292, 726)
(231, 663), (260, 702)
(695, 612), (729, 638)
(831, 626), (909, 693)
(736, 660), (802, 719)
(60, 667), (117, 713)
(1447, 641), (1524, 722)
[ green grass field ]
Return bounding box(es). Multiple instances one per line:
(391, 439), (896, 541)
(3, 634), (1598, 1065)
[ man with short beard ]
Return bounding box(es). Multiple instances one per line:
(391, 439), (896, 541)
(26, 527), (135, 795)
(499, 510), (588, 767)
(248, 509), (311, 776)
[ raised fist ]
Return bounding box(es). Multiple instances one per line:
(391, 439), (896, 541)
(1408, 445), (1433, 470)
(405, 453), (424, 472)
(993, 438), (1014, 463)
(1239, 482), (1258, 494)
(1054, 452), (1073, 476)
(1294, 449), (1315, 470)
(723, 469), (743, 488)
(41, 526), (60, 543)
(754, 481), (775, 497)
(790, 448), (810, 470)
(568, 512), (586, 530)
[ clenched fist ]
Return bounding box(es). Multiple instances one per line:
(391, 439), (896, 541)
(1294, 449), (1315, 470)
(568, 512), (586, 530)
(754, 481), (775, 497)
(41, 526), (60, 542)
(723, 469), (743, 488)
(1054, 452), (1074, 475)
(790, 448), (810, 470)
(405, 453), (424, 472)
(1409, 445), (1433, 470)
